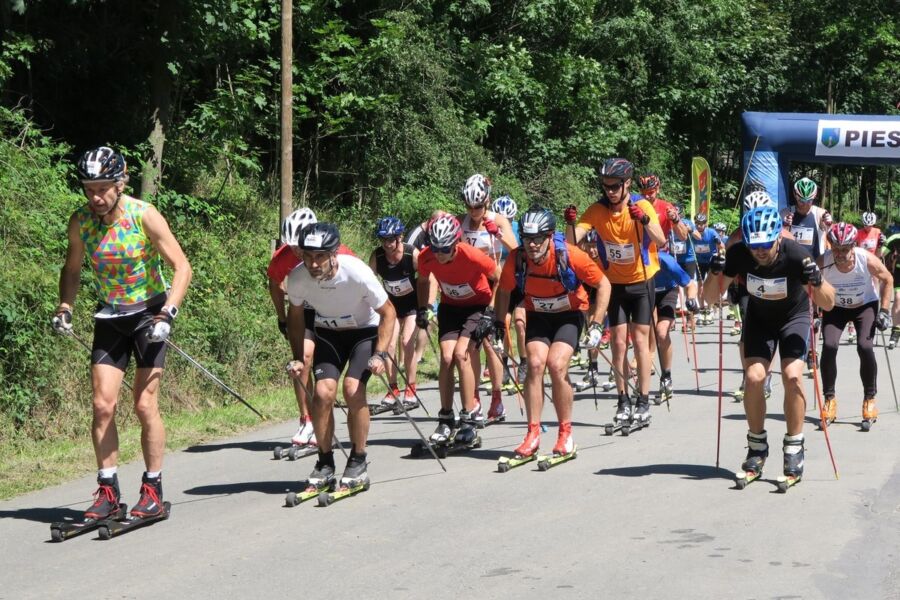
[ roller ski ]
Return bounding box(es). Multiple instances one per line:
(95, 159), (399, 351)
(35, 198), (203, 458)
(574, 367), (601, 393)
(98, 474), (170, 539)
(411, 409), (481, 459)
(317, 452), (370, 507)
(654, 375), (672, 406)
(735, 431), (768, 489)
(847, 323), (856, 344)
(861, 398), (878, 432)
(730, 321), (742, 336)
(498, 423), (540, 472)
(536, 423), (577, 471)
(50, 475), (127, 542)
(732, 381), (744, 402)
(888, 327), (900, 350)
(819, 397), (837, 430)
(603, 395), (636, 436)
(285, 455), (336, 507)
(485, 392), (507, 425)
(776, 436), (804, 493)
(274, 419), (318, 460)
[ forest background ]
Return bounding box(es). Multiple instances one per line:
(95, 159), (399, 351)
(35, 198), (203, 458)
(0, 0), (897, 496)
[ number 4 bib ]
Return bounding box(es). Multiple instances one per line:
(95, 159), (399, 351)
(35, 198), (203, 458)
(746, 274), (787, 301)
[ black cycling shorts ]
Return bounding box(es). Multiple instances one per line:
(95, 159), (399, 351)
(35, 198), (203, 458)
(304, 308), (316, 331)
(608, 282), (653, 327)
(509, 286), (524, 311)
(742, 310), (809, 363)
(436, 303), (486, 343)
(92, 301), (168, 370)
(388, 292), (417, 318)
(654, 288), (679, 321)
(525, 310), (584, 349)
(679, 261), (697, 281)
(313, 326), (378, 383)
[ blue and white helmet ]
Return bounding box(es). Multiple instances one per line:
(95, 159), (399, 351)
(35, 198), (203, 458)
(741, 206), (782, 248)
(493, 195), (518, 219)
(375, 216), (405, 238)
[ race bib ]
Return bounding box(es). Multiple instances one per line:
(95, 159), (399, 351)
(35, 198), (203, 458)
(315, 314), (358, 329)
(746, 274), (788, 301)
(605, 242), (635, 265)
(672, 240), (687, 255)
(94, 305), (142, 319)
(791, 226), (814, 246)
(695, 243), (711, 255)
(860, 239), (877, 251)
(384, 277), (414, 296)
(531, 294), (572, 313)
(440, 281), (476, 300)
(835, 290), (864, 308)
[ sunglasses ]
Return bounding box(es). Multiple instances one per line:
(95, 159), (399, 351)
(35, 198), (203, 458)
(746, 241), (777, 251)
(602, 181), (625, 191)
(432, 245), (455, 254)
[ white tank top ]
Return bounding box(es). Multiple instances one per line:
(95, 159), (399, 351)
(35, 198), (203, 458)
(822, 247), (878, 309)
(461, 210), (503, 258)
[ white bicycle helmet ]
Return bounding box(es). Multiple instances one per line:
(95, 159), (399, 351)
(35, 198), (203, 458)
(461, 174), (491, 208)
(281, 208), (318, 246)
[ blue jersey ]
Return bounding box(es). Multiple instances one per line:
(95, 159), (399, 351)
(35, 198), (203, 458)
(671, 219), (696, 264)
(654, 251), (692, 292)
(693, 228), (721, 264)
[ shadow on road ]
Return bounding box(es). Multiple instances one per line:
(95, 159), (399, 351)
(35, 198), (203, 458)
(595, 463), (734, 481)
(182, 480), (298, 497)
(0, 506), (85, 524)
(183, 440), (278, 453)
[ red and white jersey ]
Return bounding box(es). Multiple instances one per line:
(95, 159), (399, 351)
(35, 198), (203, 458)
(856, 227), (882, 255)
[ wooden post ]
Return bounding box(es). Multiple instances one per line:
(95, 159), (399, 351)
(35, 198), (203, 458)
(280, 0), (293, 229)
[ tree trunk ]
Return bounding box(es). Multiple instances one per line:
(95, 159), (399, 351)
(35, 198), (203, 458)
(140, 0), (177, 200)
(280, 0), (294, 224)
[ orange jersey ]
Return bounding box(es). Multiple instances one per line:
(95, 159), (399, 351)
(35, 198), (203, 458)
(500, 242), (604, 313)
(578, 199), (660, 284)
(418, 242), (496, 306)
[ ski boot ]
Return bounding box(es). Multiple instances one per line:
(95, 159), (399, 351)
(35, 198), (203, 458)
(465, 401), (485, 429)
(487, 390), (507, 424)
(604, 394), (633, 435)
(847, 322), (856, 344)
(764, 374), (772, 400)
(733, 380), (744, 402)
(889, 326), (900, 350)
(318, 452), (370, 506)
(736, 431), (767, 489)
(84, 474), (123, 521)
(861, 398), (878, 431)
(626, 395), (651, 435)
(537, 422), (577, 470)
(129, 473), (164, 518)
(498, 422), (540, 472)
(777, 435), (804, 492)
(821, 396), (837, 428)
(429, 409), (456, 444)
(285, 452), (336, 506)
(382, 383), (401, 406)
(517, 361), (527, 385)
(655, 373), (673, 406)
(575, 366), (601, 392)
(601, 370), (616, 391)
(730, 321), (742, 336)
(292, 417), (316, 446)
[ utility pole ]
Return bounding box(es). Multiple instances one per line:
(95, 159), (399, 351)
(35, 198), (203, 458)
(279, 0), (293, 232)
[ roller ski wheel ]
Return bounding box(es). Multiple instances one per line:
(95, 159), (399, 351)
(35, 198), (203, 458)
(861, 399), (877, 432)
(622, 417), (650, 436)
(49, 503), (127, 542)
(861, 419), (874, 432)
(415, 429), (481, 459)
(287, 445), (318, 461)
(497, 452), (537, 473)
(317, 480), (370, 507)
(285, 478), (334, 507)
(368, 403), (397, 417)
(776, 475), (801, 493)
(391, 400), (419, 415)
(735, 470), (762, 490)
(603, 423), (620, 436)
(98, 502), (171, 540)
(536, 445), (578, 471)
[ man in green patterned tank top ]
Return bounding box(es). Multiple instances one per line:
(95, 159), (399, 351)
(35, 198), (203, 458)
(53, 147), (192, 521)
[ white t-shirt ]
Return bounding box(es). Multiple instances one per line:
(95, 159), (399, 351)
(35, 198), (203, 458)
(822, 248), (879, 309)
(286, 254), (389, 329)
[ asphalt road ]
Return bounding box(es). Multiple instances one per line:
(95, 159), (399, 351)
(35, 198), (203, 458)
(2, 322), (899, 600)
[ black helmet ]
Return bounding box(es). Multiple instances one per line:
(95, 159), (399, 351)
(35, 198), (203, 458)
(77, 146), (127, 182)
(519, 206), (556, 236)
(600, 158), (634, 180)
(298, 222), (341, 252)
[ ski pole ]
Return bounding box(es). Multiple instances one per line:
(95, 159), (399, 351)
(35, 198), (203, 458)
(595, 347), (641, 399)
(503, 326), (525, 416)
(633, 225), (669, 411)
(492, 338), (552, 406)
(683, 237), (703, 392)
(67, 330), (134, 392)
(374, 372), (446, 472)
(806, 282), (839, 480)
(878, 329), (899, 412)
(164, 339), (265, 419)
(716, 272), (724, 470)
(384, 353), (431, 416)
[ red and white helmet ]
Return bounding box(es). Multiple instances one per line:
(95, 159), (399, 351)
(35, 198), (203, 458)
(461, 174), (491, 207)
(828, 222), (858, 248)
(428, 215), (462, 248)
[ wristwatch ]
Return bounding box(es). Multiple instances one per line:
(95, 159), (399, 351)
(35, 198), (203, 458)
(161, 305), (179, 319)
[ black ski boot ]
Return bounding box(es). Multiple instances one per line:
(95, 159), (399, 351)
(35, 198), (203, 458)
(615, 393), (633, 424)
(633, 394), (651, 423)
(85, 474), (122, 520)
(889, 326), (900, 350)
(736, 431), (768, 489)
(430, 409), (456, 443)
(455, 408), (479, 445)
(131, 473), (164, 518)
(309, 451), (337, 488)
(340, 451), (369, 487)
(777, 435), (805, 492)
